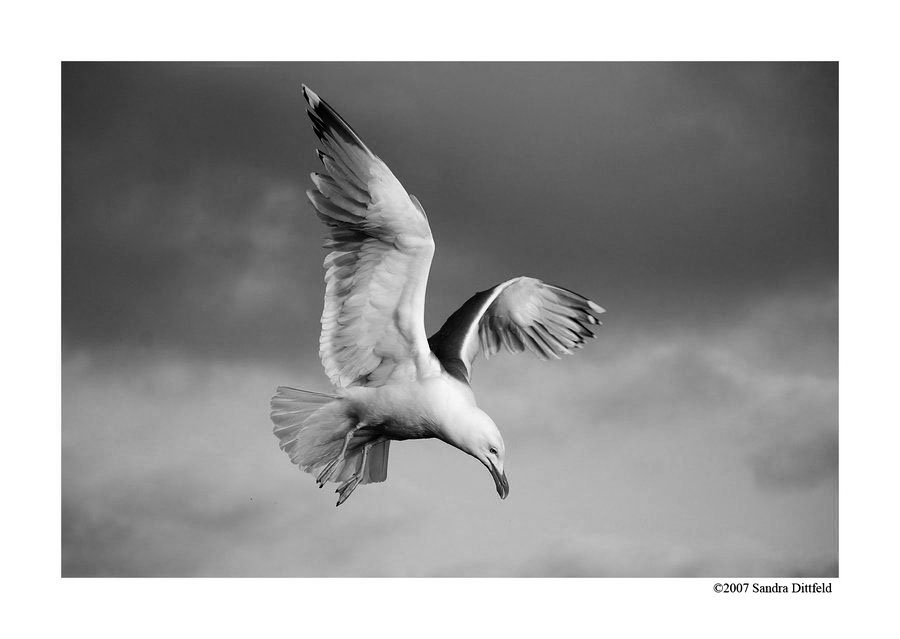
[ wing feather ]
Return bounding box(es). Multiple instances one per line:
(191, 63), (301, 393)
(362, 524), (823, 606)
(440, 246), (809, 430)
(428, 276), (605, 382)
(301, 85), (438, 388)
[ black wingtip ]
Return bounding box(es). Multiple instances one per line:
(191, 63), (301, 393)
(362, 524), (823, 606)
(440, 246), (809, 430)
(301, 84), (320, 110)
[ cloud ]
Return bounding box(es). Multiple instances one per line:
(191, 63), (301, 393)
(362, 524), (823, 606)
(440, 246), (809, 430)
(514, 533), (838, 578)
(62, 282), (836, 576)
(751, 431), (838, 491)
(61, 63), (837, 577)
(63, 63), (837, 359)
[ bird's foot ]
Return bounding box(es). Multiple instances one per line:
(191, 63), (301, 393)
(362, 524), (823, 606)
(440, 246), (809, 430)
(335, 476), (361, 506)
(316, 457), (341, 487)
(333, 441), (373, 506)
(316, 423), (367, 487)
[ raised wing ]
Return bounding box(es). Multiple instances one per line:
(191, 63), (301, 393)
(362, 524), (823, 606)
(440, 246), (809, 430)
(301, 85), (438, 388)
(428, 276), (605, 383)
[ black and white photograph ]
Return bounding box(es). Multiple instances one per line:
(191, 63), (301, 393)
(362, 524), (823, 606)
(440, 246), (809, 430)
(62, 62), (838, 578)
(10, 1), (900, 635)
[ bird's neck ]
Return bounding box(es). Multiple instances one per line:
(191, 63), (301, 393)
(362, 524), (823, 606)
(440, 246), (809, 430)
(413, 372), (481, 449)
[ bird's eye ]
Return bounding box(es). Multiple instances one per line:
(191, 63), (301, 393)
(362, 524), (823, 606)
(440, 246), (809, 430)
(489, 447), (498, 455)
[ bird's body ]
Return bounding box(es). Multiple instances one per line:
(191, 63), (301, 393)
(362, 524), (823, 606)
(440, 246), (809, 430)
(344, 372), (476, 442)
(271, 86), (604, 505)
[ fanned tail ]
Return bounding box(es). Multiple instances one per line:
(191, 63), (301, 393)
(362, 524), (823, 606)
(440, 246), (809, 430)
(270, 386), (390, 505)
(271, 386), (344, 471)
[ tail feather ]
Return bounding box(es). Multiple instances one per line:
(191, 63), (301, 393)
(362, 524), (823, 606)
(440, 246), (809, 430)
(270, 386), (389, 502)
(271, 387), (341, 468)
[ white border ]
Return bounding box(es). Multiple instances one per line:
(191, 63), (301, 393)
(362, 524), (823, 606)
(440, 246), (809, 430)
(4, 0), (898, 635)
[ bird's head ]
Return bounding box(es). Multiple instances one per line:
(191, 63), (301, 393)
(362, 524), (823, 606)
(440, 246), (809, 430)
(445, 407), (509, 500)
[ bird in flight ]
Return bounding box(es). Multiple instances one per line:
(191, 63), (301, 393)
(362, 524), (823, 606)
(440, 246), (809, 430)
(271, 86), (605, 506)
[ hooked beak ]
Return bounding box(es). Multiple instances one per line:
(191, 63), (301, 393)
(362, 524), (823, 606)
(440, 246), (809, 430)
(488, 459), (509, 500)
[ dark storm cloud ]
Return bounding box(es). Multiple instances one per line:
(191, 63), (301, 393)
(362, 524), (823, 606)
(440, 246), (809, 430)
(62, 62), (837, 361)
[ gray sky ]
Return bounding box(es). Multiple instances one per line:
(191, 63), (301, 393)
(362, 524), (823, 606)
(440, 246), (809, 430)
(62, 62), (837, 576)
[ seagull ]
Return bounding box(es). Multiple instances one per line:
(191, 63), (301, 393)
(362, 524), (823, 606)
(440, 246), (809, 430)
(271, 85), (605, 506)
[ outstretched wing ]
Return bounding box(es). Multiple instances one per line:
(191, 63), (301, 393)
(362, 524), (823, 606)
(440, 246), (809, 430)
(301, 85), (438, 388)
(428, 276), (605, 383)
